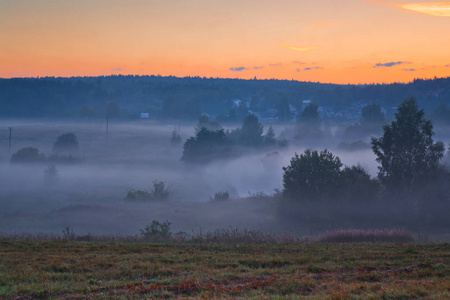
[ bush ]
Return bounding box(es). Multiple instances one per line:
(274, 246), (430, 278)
(140, 220), (172, 240)
(150, 180), (170, 200)
(125, 189), (151, 201)
(211, 191), (229, 201)
(125, 180), (170, 201)
(247, 191), (271, 200)
(10, 147), (46, 164)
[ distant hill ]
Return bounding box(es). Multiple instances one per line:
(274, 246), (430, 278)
(1, 75), (449, 121)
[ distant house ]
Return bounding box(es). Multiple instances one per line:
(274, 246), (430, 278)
(302, 100), (312, 111)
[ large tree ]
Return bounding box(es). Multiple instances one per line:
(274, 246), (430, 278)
(371, 97), (444, 197)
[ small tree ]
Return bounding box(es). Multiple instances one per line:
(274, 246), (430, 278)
(282, 149), (342, 201)
(264, 125), (276, 146)
(371, 97), (444, 200)
(238, 113), (264, 146)
(10, 147), (46, 164)
(53, 133), (79, 154)
(149, 180), (170, 201)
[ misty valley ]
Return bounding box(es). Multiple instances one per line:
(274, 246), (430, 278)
(1, 97), (449, 241)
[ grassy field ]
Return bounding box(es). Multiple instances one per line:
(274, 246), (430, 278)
(1, 239), (449, 299)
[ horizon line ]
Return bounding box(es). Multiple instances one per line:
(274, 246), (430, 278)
(1, 73), (449, 86)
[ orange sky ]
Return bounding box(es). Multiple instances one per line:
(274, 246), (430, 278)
(0, 0), (449, 84)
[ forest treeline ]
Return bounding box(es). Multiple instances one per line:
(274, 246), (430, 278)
(1, 75), (450, 121)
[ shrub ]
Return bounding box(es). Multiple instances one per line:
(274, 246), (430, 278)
(247, 191), (271, 200)
(10, 147), (46, 164)
(149, 180), (170, 200)
(62, 227), (75, 241)
(125, 180), (170, 201)
(211, 191), (229, 201)
(140, 220), (172, 240)
(125, 189), (151, 201)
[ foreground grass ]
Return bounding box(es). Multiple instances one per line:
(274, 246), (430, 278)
(0, 239), (449, 299)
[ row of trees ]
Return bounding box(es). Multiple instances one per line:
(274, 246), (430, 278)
(182, 114), (283, 163)
(282, 98), (448, 216)
(2, 76), (450, 120)
(10, 133), (80, 164)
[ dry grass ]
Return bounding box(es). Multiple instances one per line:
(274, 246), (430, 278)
(1, 239), (448, 299)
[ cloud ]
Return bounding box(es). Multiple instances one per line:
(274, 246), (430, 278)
(229, 67), (248, 72)
(446, 64), (450, 67)
(373, 61), (411, 68)
(402, 68), (416, 72)
(269, 63), (282, 67)
(292, 61), (306, 65)
(296, 67), (323, 72)
(279, 43), (318, 52)
(370, 1), (450, 17)
(113, 68), (123, 71)
(253, 66), (264, 70)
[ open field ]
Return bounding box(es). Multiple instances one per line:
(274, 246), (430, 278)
(1, 239), (449, 299)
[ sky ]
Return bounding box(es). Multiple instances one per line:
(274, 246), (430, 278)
(0, 0), (449, 84)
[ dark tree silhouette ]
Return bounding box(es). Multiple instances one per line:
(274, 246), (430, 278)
(182, 128), (231, 163)
(264, 125), (276, 146)
(10, 147), (46, 164)
(340, 164), (379, 204)
(238, 113), (264, 146)
(297, 103), (320, 125)
(361, 103), (384, 126)
(282, 149), (342, 201)
(53, 133), (79, 154)
(371, 97), (444, 199)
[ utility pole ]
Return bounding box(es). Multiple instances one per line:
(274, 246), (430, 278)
(8, 127), (12, 156)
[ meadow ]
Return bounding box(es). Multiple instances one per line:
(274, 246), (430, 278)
(1, 238), (449, 299)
